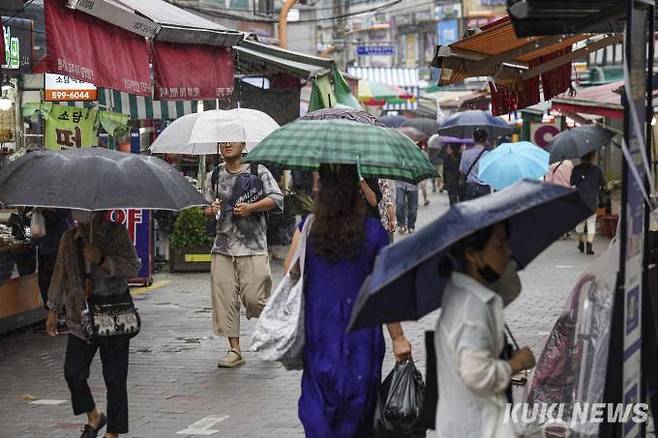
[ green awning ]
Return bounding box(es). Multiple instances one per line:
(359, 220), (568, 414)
(236, 39), (333, 80)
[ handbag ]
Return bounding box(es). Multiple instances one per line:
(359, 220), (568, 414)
(30, 210), (47, 239)
(77, 239), (141, 339)
(250, 214), (313, 370)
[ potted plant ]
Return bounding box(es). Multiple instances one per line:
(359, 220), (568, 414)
(169, 207), (214, 273)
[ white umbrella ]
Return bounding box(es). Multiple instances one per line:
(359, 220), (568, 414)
(149, 108), (280, 155)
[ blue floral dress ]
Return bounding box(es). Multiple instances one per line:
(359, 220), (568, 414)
(298, 216), (389, 437)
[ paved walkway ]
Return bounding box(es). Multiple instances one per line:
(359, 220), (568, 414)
(0, 190), (621, 437)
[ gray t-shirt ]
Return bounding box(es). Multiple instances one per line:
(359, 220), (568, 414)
(205, 163), (284, 256)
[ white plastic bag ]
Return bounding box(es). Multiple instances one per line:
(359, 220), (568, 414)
(250, 215), (313, 370)
(30, 210), (46, 239)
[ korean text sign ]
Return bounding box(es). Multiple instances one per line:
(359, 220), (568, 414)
(45, 104), (98, 150)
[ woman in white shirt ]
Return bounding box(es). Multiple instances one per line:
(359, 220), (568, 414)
(435, 222), (536, 437)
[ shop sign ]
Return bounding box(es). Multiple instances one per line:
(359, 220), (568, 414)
(107, 209), (152, 285)
(45, 104), (98, 150)
(1, 16), (32, 73)
(44, 74), (98, 102)
(530, 123), (561, 149)
(437, 19), (459, 45)
(435, 4), (461, 20)
(356, 45), (395, 56)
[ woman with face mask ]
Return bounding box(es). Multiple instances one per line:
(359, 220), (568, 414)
(434, 222), (536, 437)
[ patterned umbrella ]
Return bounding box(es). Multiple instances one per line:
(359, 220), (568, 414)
(245, 119), (437, 184)
(358, 79), (415, 106)
(301, 107), (384, 126)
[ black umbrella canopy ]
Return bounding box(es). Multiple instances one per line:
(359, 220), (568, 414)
(349, 180), (592, 331)
(379, 115), (407, 128)
(438, 110), (514, 139)
(401, 118), (441, 136)
(0, 148), (207, 211)
(546, 125), (615, 163)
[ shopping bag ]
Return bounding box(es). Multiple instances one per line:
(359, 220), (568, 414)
(373, 359), (427, 438)
(30, 210), (46, 239)
(250, 215), (313, 370)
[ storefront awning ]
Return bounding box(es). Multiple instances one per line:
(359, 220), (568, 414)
(45, 0), (241, 99)
(67, 0), (243, 46)
(236, 39), (333, 80)
(22, 88), (201, 120)
(552, 81), (624, 120)
(432, 16), (623, 115)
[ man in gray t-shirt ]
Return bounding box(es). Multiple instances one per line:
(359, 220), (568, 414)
(204, 142), (283, 368)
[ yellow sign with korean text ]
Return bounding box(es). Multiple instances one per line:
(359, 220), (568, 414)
(45, 104), (98, 150)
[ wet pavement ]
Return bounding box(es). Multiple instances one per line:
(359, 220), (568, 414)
(0, 190), (624, 437)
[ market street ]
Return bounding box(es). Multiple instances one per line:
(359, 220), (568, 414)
(0, 189), (618, 438)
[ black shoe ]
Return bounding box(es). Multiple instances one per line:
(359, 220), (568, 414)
(80, 412), (106, 438)
(586, 242), (594, 255)
(578, 242), (584, 253)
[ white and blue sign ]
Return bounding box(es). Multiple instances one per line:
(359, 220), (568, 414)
(356, 45), (395, 56)
(437, 19), (459, 46)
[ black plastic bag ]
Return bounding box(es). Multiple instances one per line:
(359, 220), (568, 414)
(373, 359), (426, 438)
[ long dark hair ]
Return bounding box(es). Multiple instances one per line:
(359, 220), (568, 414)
(311, 163), (366, 262)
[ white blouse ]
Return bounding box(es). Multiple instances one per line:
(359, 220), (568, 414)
(434, 272), (515, 438)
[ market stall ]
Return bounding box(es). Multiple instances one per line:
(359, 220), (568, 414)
(0, 212), (42, 335)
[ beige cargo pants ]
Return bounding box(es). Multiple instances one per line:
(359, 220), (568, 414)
(210, 253), (272, 338)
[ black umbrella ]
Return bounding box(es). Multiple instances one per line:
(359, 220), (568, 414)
(379, 115), (407, 128)
(438, 110), (513, 138)
(0, 148), (207, 211)
(349, 180), (591, 331)
(546, 125), (615, 163)
(401, 118), (441, 136)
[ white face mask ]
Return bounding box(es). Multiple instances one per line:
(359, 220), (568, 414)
(71, 210), (93, 224)
(490, 260), (522, 307)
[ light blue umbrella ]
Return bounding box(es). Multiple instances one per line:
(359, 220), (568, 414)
(478, 141), (549, 190)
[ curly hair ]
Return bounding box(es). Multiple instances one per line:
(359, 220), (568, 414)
(310, 163), (366, 262)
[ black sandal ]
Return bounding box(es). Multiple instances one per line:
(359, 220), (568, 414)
(80, 412), (106, 438)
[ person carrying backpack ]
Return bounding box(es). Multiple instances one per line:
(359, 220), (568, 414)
(204, 142), (283, 368)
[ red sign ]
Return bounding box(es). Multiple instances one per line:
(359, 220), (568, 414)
(153, 42), (234, 100)
(45, 0), (151, 96)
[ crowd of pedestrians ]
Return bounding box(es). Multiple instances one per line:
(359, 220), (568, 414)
(32, 122), (612, 438)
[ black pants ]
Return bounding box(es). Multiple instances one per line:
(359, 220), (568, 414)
(37, 254), (56, 309)
(64, 335), (130, 434)
(446, 187), (461, 205)
(463, 183), (491, 201)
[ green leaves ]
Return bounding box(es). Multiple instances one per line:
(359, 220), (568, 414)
(170, 207), (214, 249)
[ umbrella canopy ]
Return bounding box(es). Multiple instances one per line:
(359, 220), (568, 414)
(349, 180), (591, 330)
(301, 107), (384, 126)
(149, 108), (280, 155)
(0, 148), (207, 211)
(401, 118), (441, 136)
(478, 141), (549, 190)
(398, 126), (428, 144)
(546, 125), (615, 163)
(427, 135), (474, 150)
(379, 115), (407, 128)
(244, 119), (437, 184)
(438, 110), (513, 138)
(358, 79), (414, 106)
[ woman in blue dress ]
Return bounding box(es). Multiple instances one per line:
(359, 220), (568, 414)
(285, 163), (412, 438)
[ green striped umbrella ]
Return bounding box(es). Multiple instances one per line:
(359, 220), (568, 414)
(245, 119), (437, 183)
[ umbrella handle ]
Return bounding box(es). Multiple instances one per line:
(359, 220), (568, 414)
(356, 155), (364, 181)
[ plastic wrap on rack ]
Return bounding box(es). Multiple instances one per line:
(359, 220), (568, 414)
(523, 239), (618, 436)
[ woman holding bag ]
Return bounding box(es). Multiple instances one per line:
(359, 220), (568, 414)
(284, 163), (412, 438)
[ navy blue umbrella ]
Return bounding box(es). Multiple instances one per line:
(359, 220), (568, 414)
(379, 115), (407, 128)
(349, 180), (592, 331)
(438, 110), (513, 138)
